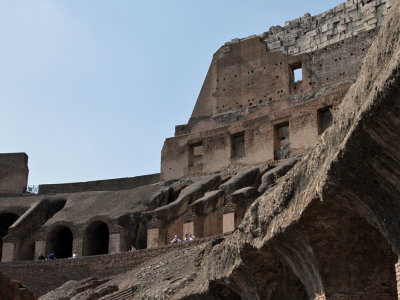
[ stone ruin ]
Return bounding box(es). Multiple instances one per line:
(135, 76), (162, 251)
(1, 0), (400, 299)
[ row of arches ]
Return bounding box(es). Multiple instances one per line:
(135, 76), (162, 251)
(0, 217), (112, 261)
(46, 221), (110, 259)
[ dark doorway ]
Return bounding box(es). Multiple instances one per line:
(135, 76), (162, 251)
(231, 132), (245, 160)
(46, 226), (73, 259)
(83, 221), (109, 256)
(0, 213), (19, 261)
(318, 106), (333, 135)
(274, 121), (290, 160)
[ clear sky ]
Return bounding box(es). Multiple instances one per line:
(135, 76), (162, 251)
(0, 0), (344, 185)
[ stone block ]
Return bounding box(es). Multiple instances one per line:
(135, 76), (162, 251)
(72, 238), (83, 256)
(335, 3), (346, 12)
(1, 243), (14, 262)
(339, 24), (348, 32)
(367, 17), (378, 25)
(288, 46), (300, 55)
(267, 40), (282, 50)
(34, 240), (46, 260)
(147, 228), (158, 248)
(223, 213), (235, 233)
(108, 233), (120, 254)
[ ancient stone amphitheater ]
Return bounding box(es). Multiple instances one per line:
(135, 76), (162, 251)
(1, 0), (400, 299)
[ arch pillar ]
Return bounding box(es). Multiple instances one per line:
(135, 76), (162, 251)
(34, 240), (46, 260)
(72, 238), (83, 256)
(108, 233), (120, 254)
(396, 258), (400, 300)
(1, 242), (14, 262)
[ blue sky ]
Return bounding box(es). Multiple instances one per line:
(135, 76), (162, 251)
(0, 0), (343, 185)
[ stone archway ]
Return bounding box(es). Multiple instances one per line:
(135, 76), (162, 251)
(300, 199), (398, 299)
(0, 213), (19, 261)
(46, 225), (73, 259)
(238, 245), (309, 300)
(83, 221), (109, 256)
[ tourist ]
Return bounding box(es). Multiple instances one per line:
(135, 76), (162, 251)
(129, 244), (136, 251)
(48, 251), (56, 260)
(184, 233), (189, 241)
(72, 250), (78, 258)
(170, 235), (181, 243)
(189, 233), (195, 240)
(38, 252), (45, 261)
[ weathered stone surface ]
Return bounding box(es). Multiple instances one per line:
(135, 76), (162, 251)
(0, 153), (28, 195)
(219, 167), (260, 195)
(1, 1), (400, 299)
(258, 156), (302, 194)
(0, 271), (37, 300)
(45, 1), (400, 298)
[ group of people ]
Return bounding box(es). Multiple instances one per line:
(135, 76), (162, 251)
(170, 233), (195, 244)
(38, 250), (78, 260)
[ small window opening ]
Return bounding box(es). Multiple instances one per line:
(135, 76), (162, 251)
(189, 142), (203, 167)
(293, 67), (302, 82)
(274, 122), (290, 160)
(318, 106), (333, 135)
(231, 132), (245, 160)
(290, 62), (303, 83)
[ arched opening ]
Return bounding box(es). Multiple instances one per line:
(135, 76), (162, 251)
(46, 226), (73, 259)
(239, 246), (309, 300)
(0, 213), (19, 261)
(83, 221), (109, 256)
(301, 199), (397, 299)
(14, 238), (35, 261)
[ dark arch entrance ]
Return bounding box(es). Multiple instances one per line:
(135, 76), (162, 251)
(83, 221), (109, 256)
(0, 213), (19, 261)
(46, 226), (73, 259)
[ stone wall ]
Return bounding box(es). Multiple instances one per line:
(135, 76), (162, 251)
(162, 87), (348, 180)
(38, 173), (160, 194)
(0, 235), (217, 297)
(0, 271), (37, 300)
(0, 153), (29, 195)
(243, 0), (392, 55)
(161, 0), (385, 181)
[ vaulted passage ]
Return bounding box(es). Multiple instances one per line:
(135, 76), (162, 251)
(234, 245), (309, 300)
(46, 226), (73, 259)
(83, 221), (109, 256)
(0, 213), (19, 261)
(301, 199), (398, 299)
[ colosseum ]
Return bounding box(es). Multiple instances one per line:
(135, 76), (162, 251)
(1, 0), (400, 299)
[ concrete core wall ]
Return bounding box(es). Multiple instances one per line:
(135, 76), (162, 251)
(38, 173), (160, 194)
(0, 153), (29, 195)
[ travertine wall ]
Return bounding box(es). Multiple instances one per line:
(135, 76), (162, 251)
(249, 0), (391, 55)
